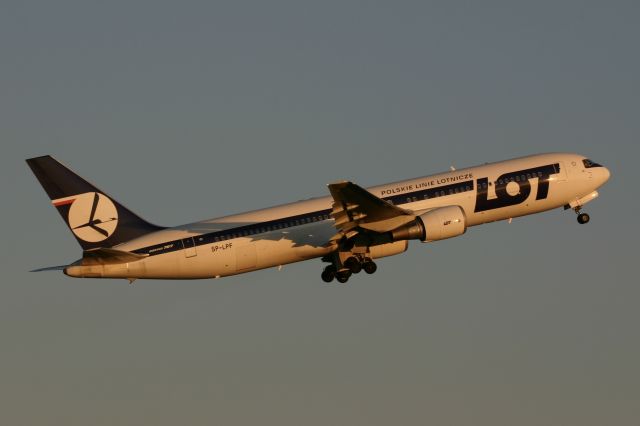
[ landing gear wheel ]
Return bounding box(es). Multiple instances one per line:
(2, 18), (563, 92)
(344, 256), (360, 274)
(577, 213), (590, 224)
(321, 265), (336, 283)
(363, 261), (377, 274)
(335, 270), (351, 283)
(344, 256), (362, 274)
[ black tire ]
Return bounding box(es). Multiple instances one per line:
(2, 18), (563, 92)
(321, 269), (335, 283)
(363, 261), (377, 274)
(577, 213), (590, 224)
(344, 256), (362, 274)
(336, 271), (351, 283)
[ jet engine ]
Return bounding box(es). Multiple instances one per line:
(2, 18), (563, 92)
(390, 206), (467, 243)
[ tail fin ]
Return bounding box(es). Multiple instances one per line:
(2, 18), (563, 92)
(26, 155), (164, 250)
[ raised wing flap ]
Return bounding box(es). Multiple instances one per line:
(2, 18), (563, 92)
(328, 181), (412, 240)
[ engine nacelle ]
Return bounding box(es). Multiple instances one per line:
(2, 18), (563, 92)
(390, 206), (467, 243)
(369, 240), (408, 259)
(419, 205), (466, 242)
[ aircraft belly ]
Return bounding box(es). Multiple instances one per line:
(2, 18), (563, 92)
(98, 229), (334, 279)
(256, 238), (332, 270)
(92, 249), (229, 279)
(226, 231), (333, 275)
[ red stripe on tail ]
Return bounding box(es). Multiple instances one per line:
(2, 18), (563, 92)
(53, 199), (75, 207)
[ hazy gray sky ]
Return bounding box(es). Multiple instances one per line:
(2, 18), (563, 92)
(1, 1), (638, 425)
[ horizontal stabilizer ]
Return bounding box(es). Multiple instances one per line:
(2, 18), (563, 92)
(81, 247), (148, 266)
(30, 248), (147, 271)
(30, 265), (70, 272)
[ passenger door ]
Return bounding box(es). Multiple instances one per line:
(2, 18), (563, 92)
(182, 237), (197, 258)
(555, 162), (568, 181)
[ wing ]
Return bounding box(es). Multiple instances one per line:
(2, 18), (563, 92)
(328, 181), (417, 241)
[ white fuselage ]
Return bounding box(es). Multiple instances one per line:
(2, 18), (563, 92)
(65, 153), (610, 280)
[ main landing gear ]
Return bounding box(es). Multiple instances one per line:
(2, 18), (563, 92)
(320, 255), (377, 283)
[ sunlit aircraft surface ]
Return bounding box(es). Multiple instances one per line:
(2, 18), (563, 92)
(27, 153), (610, 283)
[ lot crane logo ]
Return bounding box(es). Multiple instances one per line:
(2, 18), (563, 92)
(53, 192), (119, 242)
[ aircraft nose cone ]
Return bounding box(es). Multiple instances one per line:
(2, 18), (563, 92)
(602, 166), (611, 183)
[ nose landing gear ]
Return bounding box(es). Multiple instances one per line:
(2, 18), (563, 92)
(572, 206), (591, 224)
(577, 212), (590, 224)
(565, 201), (593, 225)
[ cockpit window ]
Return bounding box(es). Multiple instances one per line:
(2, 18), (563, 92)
(583, 159), (602, 168)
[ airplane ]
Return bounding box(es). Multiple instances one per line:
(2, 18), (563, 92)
(27, 152), (610, 283)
